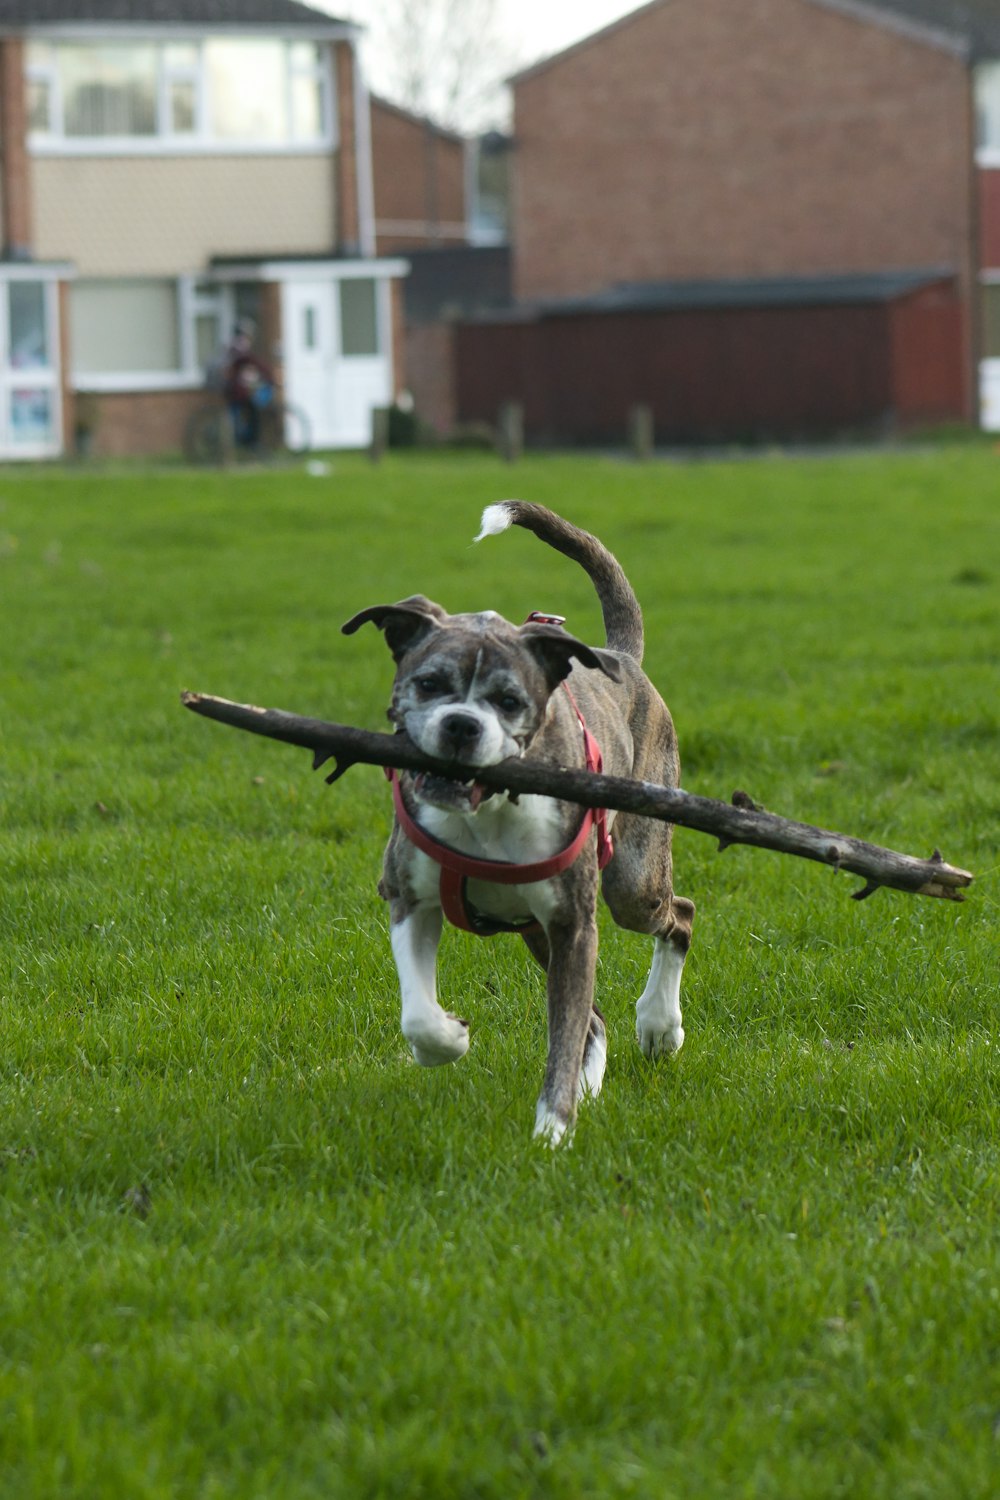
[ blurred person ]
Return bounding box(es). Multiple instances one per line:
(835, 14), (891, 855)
(223, 320), (273, 448)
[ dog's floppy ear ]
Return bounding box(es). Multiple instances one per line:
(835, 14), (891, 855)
(341, 595), (448, 662)
(519, 622), (622, 689)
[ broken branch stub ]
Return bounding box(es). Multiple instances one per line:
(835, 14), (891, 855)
(180, 692), (974, 903)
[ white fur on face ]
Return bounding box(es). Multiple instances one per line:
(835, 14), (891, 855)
(397, 634), (542, 769)
(410, 700), (514, 766)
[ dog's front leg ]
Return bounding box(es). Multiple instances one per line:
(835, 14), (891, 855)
(533, 916), (599, 1146)
(390, 902), (470, 1067)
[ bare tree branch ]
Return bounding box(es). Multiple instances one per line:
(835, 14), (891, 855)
(361, 0), (515, 131)
(181, 692), (975, 904)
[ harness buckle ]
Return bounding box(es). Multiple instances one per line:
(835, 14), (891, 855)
(524, 610), (567, 627)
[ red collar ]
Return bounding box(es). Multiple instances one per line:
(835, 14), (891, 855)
(386, 683), (614, 936)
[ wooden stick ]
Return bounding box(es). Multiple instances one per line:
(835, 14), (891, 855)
(181, 691), (974, 903)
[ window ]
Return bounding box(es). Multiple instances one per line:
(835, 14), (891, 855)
(339, 279), (379, 356)
(26, 37), (333, 150)
(289, 42), (327, 140)
(61, 45), (158, 137)
(205, 39), (286, 142)
(71, 279), (180, 375)
(9, 282), (51, 369)
(983, 284), (1000, 359)
(68, 277), (256, 388)
(10, 389), (54, 446)
(976, 63), (1000, 156)
(0, 277), (61, 455)
(163, 43), (200, 137)
(27, 75), (53, 132)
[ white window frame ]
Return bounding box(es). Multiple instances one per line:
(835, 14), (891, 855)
(0, 272), (65, 459)
(288, 42), (330, 143)
(27, 36), (337, 157)
(160, 46), (203, 140)
(26, 45), (62, 137)
(72, 276), (228, 393)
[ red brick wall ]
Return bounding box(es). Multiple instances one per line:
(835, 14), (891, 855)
(512, 0), (974, 302)
(979, 170), (1000, 270)
(0, 38), (32, 255)
(405, 322), (457, 433)
(335, 40), (361, 252)
(371, 98), (468, 255)
(83, 389), (211, 459)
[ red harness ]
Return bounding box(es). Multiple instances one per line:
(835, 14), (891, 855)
(386, 684), (614, 936)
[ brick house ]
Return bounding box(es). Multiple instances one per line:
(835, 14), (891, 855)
(366, 96), (512, 434)
(458, 0), (1000, 442)
(0, 0), (409, 459)
(370, 96), (470, 256)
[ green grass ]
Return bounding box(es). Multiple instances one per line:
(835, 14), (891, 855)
(1, 448), (997, 1498)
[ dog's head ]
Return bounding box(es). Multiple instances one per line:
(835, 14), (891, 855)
(342, 596), (620, 810)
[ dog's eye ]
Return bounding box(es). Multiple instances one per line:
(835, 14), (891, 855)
(416, 675), (444, 695)
(497, 693), (524, 714)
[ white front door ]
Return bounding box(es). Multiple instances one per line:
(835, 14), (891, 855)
(283, 280), (338, 447)
(282, 275), (394, 448)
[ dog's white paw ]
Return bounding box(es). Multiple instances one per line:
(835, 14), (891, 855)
(405, 1013), (470, 1067)
(635, 940), (687, 1059)
(636, 1016), (685, 1059)
(533, 1100), (572, 1147)
(578, 1025), (607, 1099)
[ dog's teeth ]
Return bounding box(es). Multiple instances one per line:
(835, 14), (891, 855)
(475, 502), (517, 541)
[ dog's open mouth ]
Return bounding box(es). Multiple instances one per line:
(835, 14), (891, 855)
(414, 772), (489, 813)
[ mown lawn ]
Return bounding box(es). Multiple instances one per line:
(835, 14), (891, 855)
(1, 448), (997, 1498)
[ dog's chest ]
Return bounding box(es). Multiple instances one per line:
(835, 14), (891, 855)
(409, 794), (569, 925)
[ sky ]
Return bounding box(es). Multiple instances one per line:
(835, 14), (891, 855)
(495, 0), (638, 62)
(320, 0), (641, 129)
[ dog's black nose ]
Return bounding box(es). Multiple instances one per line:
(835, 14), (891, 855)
(441, 712), (482, 747)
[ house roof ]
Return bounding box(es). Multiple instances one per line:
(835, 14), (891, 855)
(0, 0), (352, 30)
(510, 0), (1000, 86)
(521, 269), (957, 319)
(840, 0), (1000, 55)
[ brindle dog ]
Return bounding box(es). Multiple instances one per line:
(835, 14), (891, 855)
(343, 502), (694, 1144)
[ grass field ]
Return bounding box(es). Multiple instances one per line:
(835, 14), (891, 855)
(1, 448), (997, 1498)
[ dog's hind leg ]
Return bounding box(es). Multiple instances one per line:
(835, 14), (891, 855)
(522, 929), (606, 1100)
(634, 900), (694, 1059)
(390, 903), (470, 1066)
(601, 822), (695, 1060)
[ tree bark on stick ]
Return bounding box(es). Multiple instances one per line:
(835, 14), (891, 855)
(180, 692), (974, 903)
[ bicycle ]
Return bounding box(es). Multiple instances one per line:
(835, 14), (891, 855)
(183, 383), (311, 465)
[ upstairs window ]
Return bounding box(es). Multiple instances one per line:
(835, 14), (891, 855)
(26, 38), (333, 150)
(976, 62), (1000, 159)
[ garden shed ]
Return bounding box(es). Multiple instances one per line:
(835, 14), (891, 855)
(454, 270), (966, 445)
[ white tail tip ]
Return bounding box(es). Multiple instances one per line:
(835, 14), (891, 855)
(475, 502), (517, 542)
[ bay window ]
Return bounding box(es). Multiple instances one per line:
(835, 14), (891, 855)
(27, 37), (333, 150)
(69, 278), (261, 390)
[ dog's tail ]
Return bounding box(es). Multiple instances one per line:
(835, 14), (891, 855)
(476, 501), (644, 662)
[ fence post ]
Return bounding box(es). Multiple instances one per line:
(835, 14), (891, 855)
(370, 406), (391, 464)
(220, 409), (236, 468)
(497, 401), (524, 463)
(628, 403), (654, 461)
